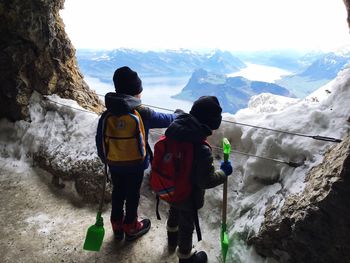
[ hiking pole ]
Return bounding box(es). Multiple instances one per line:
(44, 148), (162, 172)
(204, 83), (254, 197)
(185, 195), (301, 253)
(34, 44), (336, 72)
(221, 138), (231, 263)
(83, 163), (107, 251)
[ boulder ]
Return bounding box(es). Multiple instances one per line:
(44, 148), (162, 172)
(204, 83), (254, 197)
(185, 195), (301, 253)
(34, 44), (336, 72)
(249, 133), (350, 263)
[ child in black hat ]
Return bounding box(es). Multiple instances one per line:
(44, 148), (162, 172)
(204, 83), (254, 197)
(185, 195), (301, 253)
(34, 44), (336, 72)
(164, 96), (233, 263)
(96, 66), (181, 241)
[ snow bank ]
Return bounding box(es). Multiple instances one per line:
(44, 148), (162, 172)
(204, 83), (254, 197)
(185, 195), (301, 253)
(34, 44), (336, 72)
(0, 93), (99, 164)
(247, 93), (299, 113)
(0, 93), (105, 201)
(207, 67), (350, 261)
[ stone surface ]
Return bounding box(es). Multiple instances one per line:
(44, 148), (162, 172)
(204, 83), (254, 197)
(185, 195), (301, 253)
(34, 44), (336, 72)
(0, 0), (103, 121)
(344, 0), (350, 29)
(249, 133), (350, 263)
(33, 150), (112, 203)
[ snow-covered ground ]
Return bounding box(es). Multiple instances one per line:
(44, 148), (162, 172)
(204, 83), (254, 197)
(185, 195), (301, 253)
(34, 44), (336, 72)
(0, 158), (180, 263)
(0, 66), (349, 262)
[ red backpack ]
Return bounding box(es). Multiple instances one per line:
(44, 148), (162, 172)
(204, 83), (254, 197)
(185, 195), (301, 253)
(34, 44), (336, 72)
(150, 135), (195, 203)
(150, 135), (210, 241)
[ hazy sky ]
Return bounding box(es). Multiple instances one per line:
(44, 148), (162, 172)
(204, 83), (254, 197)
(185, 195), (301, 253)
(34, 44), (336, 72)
(60, 0), (350, 52)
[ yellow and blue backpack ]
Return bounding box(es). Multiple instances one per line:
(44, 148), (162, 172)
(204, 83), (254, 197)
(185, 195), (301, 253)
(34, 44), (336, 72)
(103, 110), (146, 166)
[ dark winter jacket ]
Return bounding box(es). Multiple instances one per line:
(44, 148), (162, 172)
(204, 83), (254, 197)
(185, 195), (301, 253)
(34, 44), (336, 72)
(96, 92), (177, 173)
(165, 113), (226, 210)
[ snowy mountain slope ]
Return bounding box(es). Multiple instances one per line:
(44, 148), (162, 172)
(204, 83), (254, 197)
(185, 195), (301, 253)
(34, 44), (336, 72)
(276, 52), (350, 97)
(235, 49), (324, 72)
(0, 67), (349, 262)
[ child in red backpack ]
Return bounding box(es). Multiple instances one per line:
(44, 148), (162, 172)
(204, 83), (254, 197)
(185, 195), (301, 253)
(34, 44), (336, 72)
(96, 66), (179, 241)
(163, 96), (233, 263)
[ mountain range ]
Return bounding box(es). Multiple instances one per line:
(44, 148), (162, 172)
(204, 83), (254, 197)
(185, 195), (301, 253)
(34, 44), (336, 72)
(76, 48), (350, 103)
(235, 49), (325, 71)
(77, 49), (246, 82)
(276, 52), (350, 97)
(172, 68), (294, 113)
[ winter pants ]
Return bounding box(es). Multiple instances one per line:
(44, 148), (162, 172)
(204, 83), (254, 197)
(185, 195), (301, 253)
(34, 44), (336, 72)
(167, 206), (195, 254)
(110, 170), (144, 224)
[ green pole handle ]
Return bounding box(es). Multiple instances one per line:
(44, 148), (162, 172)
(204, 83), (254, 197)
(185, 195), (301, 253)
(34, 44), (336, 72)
(222, 138), (231, 226)
(223, 138), (231, 163)
(221, 138), (231, 262)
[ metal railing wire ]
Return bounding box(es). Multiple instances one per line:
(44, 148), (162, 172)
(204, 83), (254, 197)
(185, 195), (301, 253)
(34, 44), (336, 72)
(42, 95), (344, 168)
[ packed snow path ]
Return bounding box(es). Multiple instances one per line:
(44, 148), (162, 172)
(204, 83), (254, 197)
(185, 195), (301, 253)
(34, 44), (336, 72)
(0, 159), (183, 262)
(1, 158), (240, 262)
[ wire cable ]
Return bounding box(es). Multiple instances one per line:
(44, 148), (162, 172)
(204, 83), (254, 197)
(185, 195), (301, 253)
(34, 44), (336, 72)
(46, 94), (343, 143)
(141, 103), (342, 143)
(211, 146), (304, 167)
(43, 96), (97, 114)
(150, 130), (303, 167)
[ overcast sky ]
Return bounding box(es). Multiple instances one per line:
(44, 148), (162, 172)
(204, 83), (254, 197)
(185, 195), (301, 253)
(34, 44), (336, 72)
(60, 0), (350, 52)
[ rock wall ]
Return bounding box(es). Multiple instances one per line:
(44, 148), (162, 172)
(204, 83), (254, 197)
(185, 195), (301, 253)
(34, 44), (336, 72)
(249, 132), (350, 263)
(0, 0), (103, 121)
(344, 0), (350, 29)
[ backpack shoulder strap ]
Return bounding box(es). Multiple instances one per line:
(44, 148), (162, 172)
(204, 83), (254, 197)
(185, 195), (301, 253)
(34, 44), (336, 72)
(101, 112), (113, 183)
(101, 111), (113, 158)
(191, 140), (210, 242)
(135, 105), (152, 120)
(134, 109), (155, 163)
(154, 136), (167, 221)
(203, 140), (211, 149)
(193, 207), (202, 241)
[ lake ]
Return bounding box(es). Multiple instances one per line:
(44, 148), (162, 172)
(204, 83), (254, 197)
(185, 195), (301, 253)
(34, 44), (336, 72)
(85, 75), (193, 113)
(84, 63), (291, 113)
(228, 63), (291, 82)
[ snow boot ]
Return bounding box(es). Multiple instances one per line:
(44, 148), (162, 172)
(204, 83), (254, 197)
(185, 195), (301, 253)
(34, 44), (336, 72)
(111, 218), (124, 241)
(178, 249), (208, 263)
(167, 224), (178, 251)
(123, 218), (151, 241)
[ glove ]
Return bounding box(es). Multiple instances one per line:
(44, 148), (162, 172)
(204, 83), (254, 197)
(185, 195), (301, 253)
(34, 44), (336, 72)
(174, 108), (185, 115)
(220, 161), (233, 176)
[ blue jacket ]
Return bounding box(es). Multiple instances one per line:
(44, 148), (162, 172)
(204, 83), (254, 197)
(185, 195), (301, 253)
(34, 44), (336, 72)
(96, 92), (177, 173)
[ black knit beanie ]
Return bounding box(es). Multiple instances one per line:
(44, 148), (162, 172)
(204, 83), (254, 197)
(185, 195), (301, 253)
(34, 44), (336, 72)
(113, 66), (143, 96)
(190, 96), (222, 130)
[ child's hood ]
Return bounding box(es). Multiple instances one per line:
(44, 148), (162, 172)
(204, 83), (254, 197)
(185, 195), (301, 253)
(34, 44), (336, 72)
(165, 113), (212, 143)
(104, 92), (141, 114)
